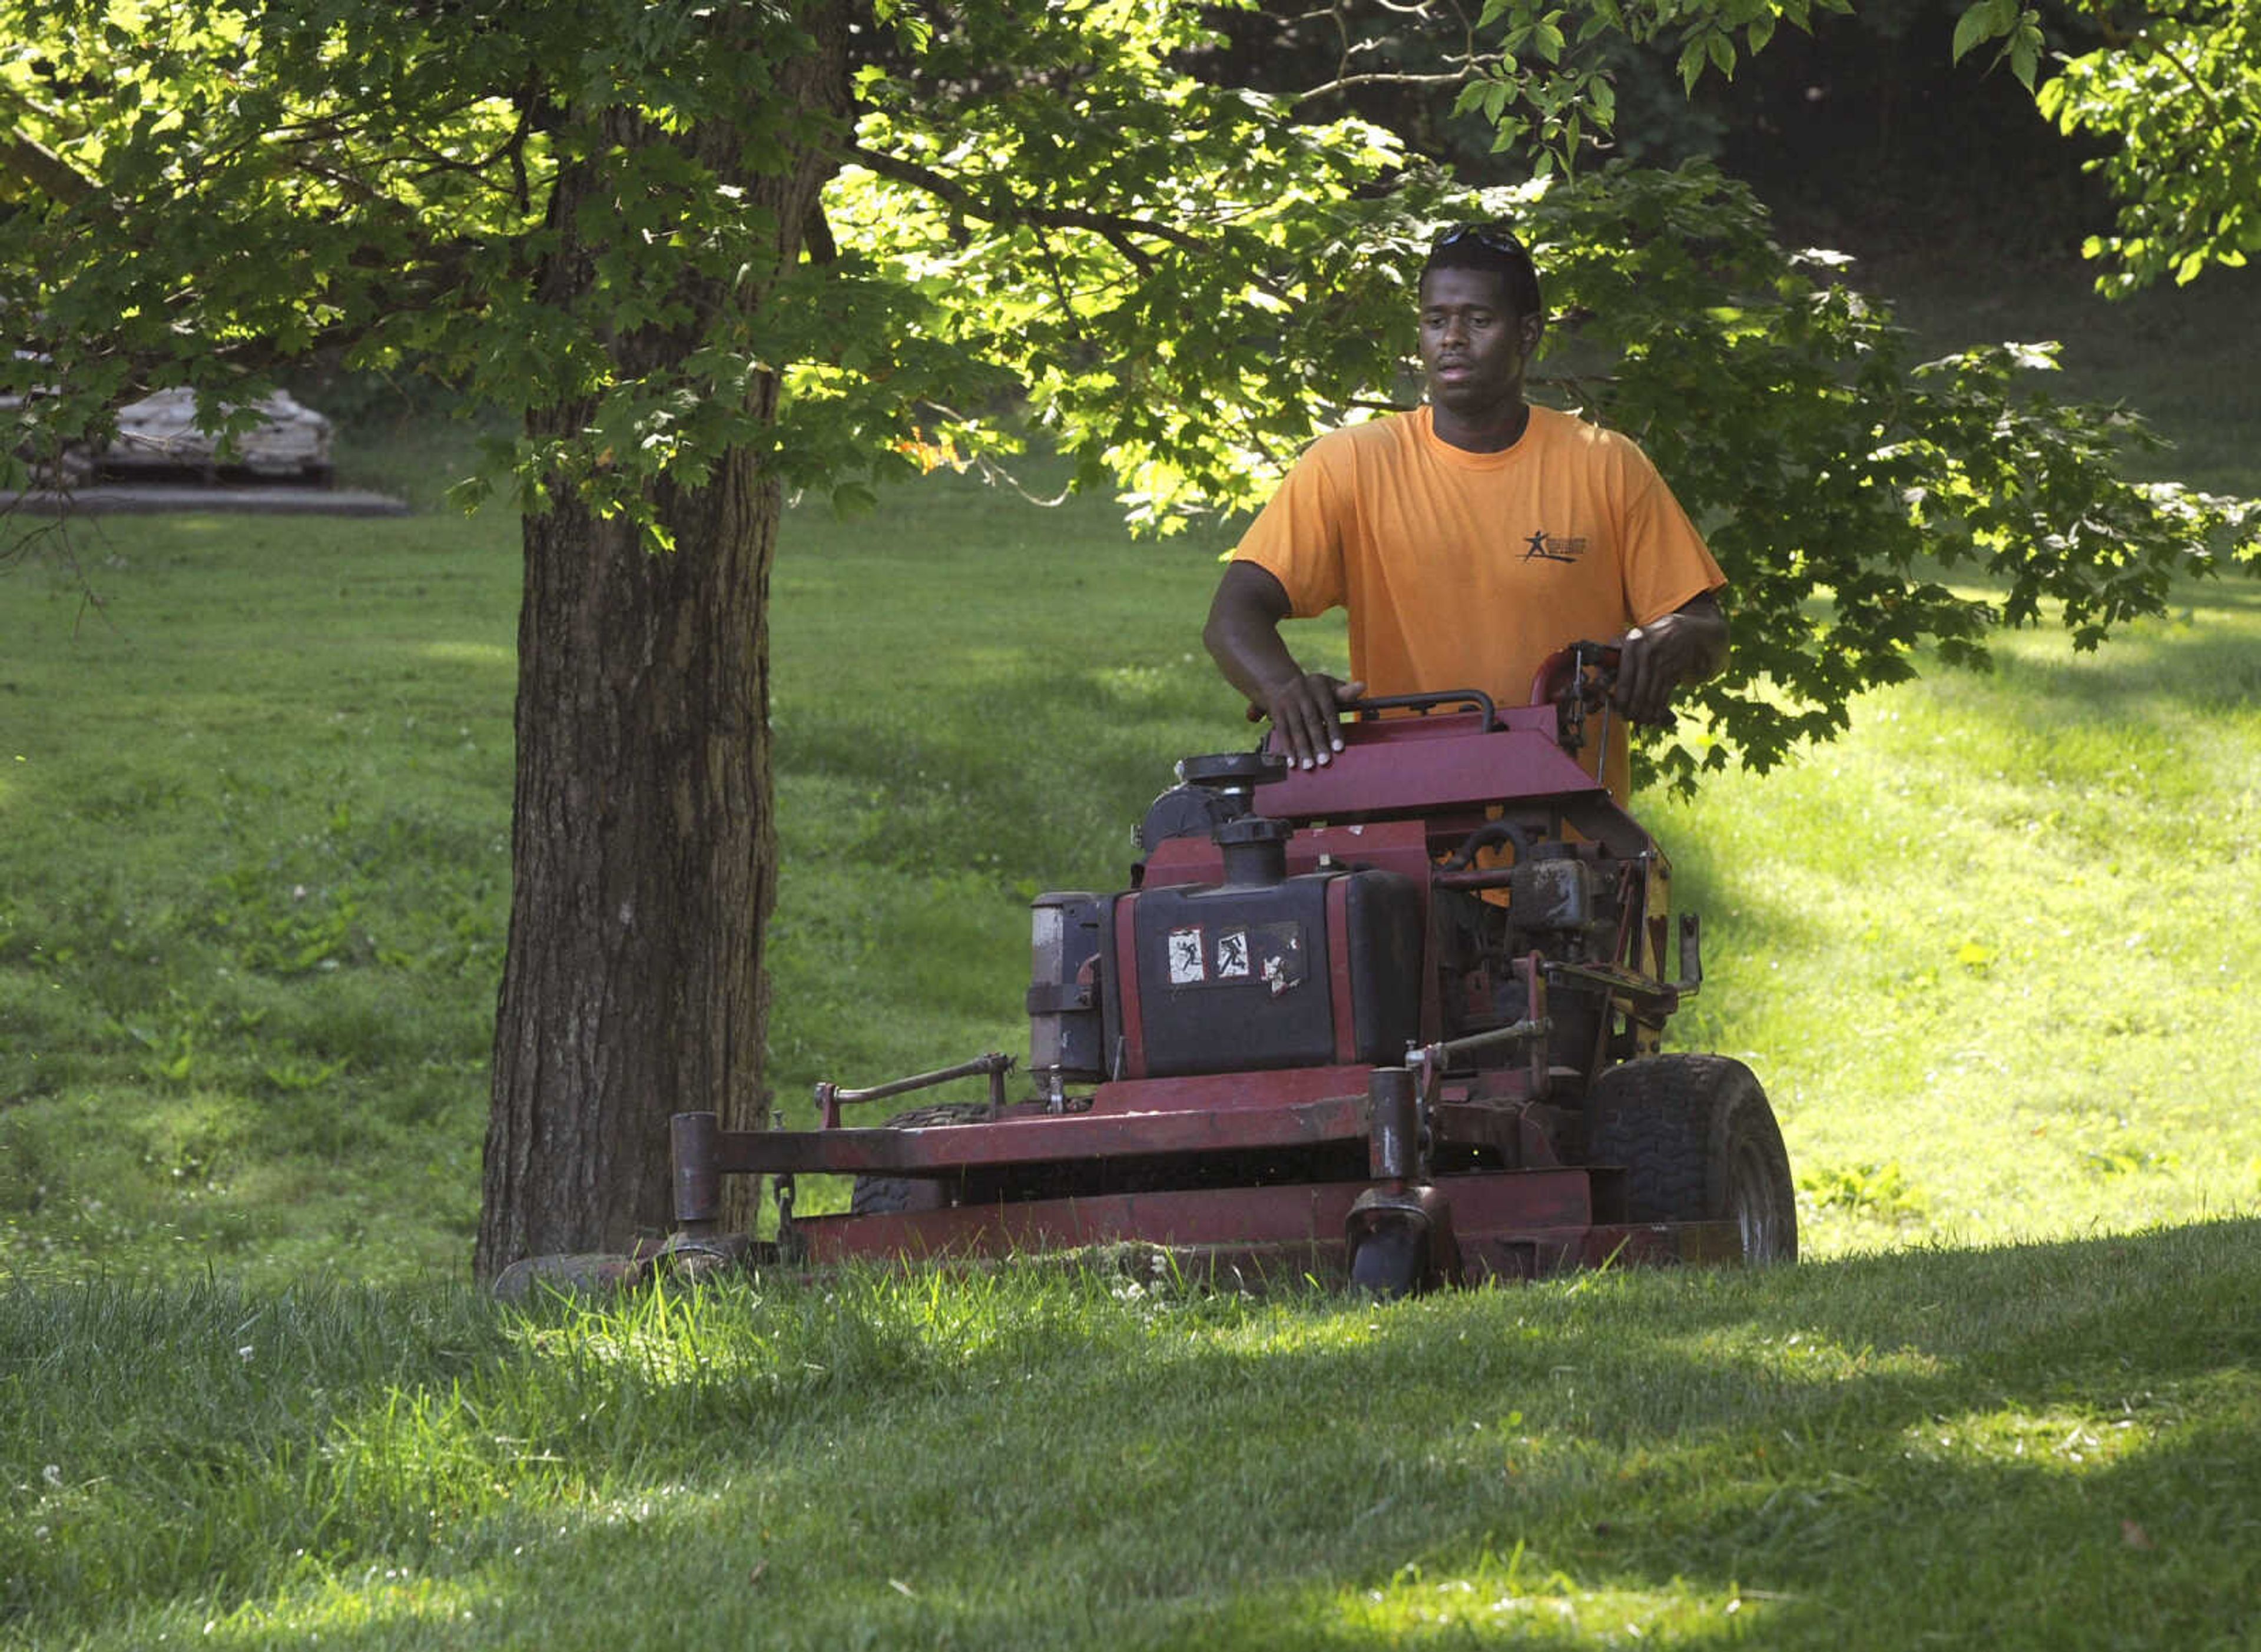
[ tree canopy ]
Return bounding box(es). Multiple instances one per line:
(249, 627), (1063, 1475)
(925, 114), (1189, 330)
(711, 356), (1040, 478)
(6, 1), (2252, 790)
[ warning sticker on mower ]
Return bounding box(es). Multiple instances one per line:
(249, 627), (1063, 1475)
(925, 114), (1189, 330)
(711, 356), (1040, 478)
(1165, 924), (1306, 994)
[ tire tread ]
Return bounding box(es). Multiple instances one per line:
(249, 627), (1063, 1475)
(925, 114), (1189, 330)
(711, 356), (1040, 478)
(847, 1102), (992, 1216)
(1586, 1054), (1796, 1262)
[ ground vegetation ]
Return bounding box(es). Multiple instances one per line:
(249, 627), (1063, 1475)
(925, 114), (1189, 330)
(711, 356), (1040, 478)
(6, 1225), (2259, 1647)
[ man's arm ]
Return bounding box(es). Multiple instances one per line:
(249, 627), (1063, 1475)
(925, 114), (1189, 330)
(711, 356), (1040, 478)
(1203, 562), (1364, 769)
(1611, 590), (1728, 725)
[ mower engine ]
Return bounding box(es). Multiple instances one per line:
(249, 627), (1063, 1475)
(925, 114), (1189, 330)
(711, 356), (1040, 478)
(1029, 808), (1422, 1094)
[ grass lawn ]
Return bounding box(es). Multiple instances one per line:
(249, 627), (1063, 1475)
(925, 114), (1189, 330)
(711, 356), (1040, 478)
(2, 254), (2258, 1646)
(8, 1227), (2260, 1648)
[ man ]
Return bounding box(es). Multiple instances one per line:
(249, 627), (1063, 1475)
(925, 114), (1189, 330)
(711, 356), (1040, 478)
(1204, 223), (1728, 801)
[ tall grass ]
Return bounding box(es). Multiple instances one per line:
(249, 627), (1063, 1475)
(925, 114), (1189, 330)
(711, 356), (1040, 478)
(6, 1222), (2259, 1648)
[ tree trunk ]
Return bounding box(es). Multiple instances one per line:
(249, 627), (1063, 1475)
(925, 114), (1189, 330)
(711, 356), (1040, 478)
(475, 12), (847, 1276)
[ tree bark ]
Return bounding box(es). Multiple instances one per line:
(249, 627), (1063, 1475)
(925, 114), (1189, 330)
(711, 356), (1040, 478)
(475, 10), (848, 1275)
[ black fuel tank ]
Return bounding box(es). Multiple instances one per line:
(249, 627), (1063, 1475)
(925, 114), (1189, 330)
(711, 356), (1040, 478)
(1114, 867), (1421, 1077)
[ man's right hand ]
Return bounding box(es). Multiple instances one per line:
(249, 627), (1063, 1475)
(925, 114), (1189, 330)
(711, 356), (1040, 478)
(1253, 672), (1367, 770)
(1206, 563), (1367, 769)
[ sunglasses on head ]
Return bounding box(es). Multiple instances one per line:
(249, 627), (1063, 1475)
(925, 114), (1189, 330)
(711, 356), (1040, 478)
(1432, 222), (1530, 258)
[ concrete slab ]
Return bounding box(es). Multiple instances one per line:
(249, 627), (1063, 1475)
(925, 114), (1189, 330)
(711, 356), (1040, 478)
(1, 485), (410, 518)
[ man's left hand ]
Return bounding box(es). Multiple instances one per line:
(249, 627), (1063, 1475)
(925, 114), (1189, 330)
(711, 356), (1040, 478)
(1610, 593), (1729, 725)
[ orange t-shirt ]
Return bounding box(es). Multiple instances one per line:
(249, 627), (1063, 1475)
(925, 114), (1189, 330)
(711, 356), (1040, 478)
(1231, 403), (1724, 799)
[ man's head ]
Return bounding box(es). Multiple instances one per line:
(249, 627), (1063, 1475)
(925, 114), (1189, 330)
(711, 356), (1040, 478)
(1422, 222), (1543, 324)
(1417, 223), (1546, 437)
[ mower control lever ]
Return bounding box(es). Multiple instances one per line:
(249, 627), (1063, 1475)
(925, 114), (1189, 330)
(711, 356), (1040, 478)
(1675, 912), (1703, 996)
(1533, 641), (1623, 763)
(813, 1051), (1015, 1130)
(1528, 641), (1621, 708)
(1243, 686), (1497, 729)
(1334, 688), (1498, 725)
(1405, 1016), (1551, 1079)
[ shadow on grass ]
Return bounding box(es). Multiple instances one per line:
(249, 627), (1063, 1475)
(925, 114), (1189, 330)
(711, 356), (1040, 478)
(35, 1218), (2244, 1651)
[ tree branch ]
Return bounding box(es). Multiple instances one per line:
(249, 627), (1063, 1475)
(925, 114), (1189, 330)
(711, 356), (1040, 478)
(1033, 231), (1096, 342)
(844, 142), (1210, 254)
(508, 72), (539, 214)
(803, 196), (838, 265)
(1291, 64), (1497, 107)
(1284, 0), (1491, 110)
(2, 125), (94, 207)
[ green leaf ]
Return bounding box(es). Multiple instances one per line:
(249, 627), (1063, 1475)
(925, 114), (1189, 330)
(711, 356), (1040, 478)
(1951, 1), (1997, 65)
(2008, 35), (2038, 89)
(444, 475), (493, 515)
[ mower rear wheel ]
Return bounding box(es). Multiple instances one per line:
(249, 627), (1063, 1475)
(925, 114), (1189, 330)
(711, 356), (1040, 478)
(1586, 1055), (1796, 1264)
(847, 1102), (991, 1216)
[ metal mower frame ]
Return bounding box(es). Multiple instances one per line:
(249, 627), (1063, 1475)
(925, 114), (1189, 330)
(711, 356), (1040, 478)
(664, 645), (1795, 1294)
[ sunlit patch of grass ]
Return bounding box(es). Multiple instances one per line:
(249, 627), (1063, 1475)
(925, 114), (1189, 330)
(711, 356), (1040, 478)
(1321, 1564), (1753, 1648)
(1649, 579), (2261, 1258)
(413, 640), (513, 670)
(1911, 1404), (2153, 1474)
(197, 1568), (496, 1649)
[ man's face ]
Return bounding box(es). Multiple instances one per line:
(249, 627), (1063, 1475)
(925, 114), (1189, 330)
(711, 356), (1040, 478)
(1417, 265), (1540, 421)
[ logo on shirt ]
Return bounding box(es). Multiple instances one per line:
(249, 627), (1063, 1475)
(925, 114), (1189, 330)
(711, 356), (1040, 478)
(1523, 530), (1589, 565)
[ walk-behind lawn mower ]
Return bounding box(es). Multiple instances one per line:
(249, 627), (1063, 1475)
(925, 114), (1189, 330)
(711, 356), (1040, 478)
(668, 644), (1795, 1296)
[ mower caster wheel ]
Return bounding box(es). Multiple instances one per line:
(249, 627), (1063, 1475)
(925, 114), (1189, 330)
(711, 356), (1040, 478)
(1344, 1185), (1460, 1298)
(1348, 1224), (1427, 1299)
(849, 1102), (992, 1216)
(1586, 1054), (1797, 1265)
(658, 1234), (750, 1285)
